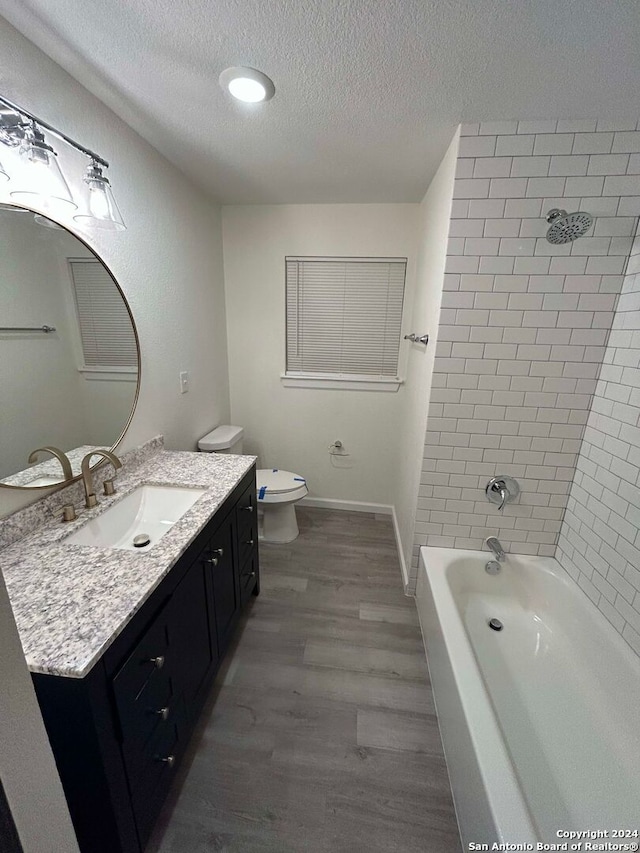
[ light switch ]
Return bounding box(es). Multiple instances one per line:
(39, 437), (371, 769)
(180, 371), (189, 394)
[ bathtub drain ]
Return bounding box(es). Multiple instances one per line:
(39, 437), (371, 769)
(488, 618), (503, 632)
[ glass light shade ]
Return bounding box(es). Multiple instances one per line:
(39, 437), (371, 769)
(219, 67), (275, 103)
(73, 162), (125, 231)
(10, 127), (77, 213)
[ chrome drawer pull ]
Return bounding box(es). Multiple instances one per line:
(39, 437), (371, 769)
(212, 547), (224, 557)
(248, 571), (256, 579)
(148, 655), (165, 669)
(240, 505), (254, 513)
(159, 755), (175, 768)
(207, 556), (219, 566)
(155, 706), (170, 721)
(245, 539), (254, 546)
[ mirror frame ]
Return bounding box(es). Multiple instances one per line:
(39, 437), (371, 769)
(0, 201), (141, 491)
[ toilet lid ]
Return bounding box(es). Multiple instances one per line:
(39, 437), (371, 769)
(256, 469), (306, 498)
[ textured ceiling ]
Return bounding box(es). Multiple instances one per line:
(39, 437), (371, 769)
(1, 0), (639, 203)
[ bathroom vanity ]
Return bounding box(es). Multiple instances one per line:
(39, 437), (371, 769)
(1, 446), (259, 853)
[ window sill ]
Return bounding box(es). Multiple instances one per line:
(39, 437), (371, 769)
(79, 367), (138, 382)
(280, 373), (403, 392)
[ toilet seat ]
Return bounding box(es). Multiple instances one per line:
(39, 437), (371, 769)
(256, 469), (307, 504)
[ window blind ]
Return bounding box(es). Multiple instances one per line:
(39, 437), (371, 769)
(286, 257), (407, 377)
(69, 259), (137, 368)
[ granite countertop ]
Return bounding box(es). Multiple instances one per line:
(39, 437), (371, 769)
(1, 448), (256, 679)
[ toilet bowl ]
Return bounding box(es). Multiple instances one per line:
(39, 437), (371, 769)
(256, 469), (308, 543)
(198, 426), (307, 543)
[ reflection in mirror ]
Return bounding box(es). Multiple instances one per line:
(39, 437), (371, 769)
(0, 205), (139, 488)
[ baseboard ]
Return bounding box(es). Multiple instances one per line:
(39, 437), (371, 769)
(391, 507), (410, 592)
(299, 497), (393, 515)
(299, 497), (410, 593)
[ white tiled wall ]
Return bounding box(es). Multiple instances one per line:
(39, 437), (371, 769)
(408, 118), (640, 591)
(557, 225), (640, 657)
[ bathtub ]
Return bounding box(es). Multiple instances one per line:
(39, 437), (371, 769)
(416, 546), (640, 849)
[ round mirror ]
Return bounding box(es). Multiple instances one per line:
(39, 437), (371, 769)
(0, 204), (140, 489)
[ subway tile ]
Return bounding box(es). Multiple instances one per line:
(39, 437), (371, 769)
(473, 157), (513, 178)
(585, 256), (626, 275)
(510, 156), (551, 177)
(594, 217), (636, 237)
(603, 175), (640, 196)
(468, 198), (506, 218)
(617, 197), (640, 216)
(489, 177), (528, 198)
(582, 196), (620, 216)
(527, 177), (566, 197)
(548, 155), (589, 176)
(497, 237), (536, 256)
(519, 218), (548, 238)
(517, 120), (557, 135)
(508, 293), (544, 311)
(479, 256), (515, 274)
(454, 178), (491, 198)
(514, 256), (551, 275)
(611, 131), (640, 153)
(484, 218), (521, 237)
(464, 237), (500, 255)
(565, 176), (605, 196)
(596, 119), (637, 132)
(556, 120), (597, 133)
(496, 135), (535, 156)
(549, 256), (588, 275)
(450, 219), (485, 237)
(587, 153), (630, 175)
(533, 133), (574, 155)
(458, 135), (497, 157)
(570, 236), (611, 256)
(505, 198), (543, 218)
(572, 132), (614, 154)
(446, 255), (480, 274)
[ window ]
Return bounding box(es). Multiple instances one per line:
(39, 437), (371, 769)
(283, 256), (407, 391)
(68, 259), (137, 378)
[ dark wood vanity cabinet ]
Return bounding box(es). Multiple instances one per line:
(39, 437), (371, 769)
(31, 467), (259, 853)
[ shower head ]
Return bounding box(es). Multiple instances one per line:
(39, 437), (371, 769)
(545, 208), (593, 244)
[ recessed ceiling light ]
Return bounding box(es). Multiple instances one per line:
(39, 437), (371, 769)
(219, 67), (275, 103)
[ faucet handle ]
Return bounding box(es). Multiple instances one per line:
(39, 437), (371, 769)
(485, 475), (520, 512)
(103, 479), (116, 496)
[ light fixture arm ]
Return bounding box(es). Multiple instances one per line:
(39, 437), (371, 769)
(0, 93), (108, 168)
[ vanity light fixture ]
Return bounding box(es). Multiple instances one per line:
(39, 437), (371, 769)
(0, 93), (126, 230)
(219, 66), (276, 103)
(10, 122), (77, 213)
(73, 160), (125, 231)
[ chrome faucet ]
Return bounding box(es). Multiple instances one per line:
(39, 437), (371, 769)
(485, 475), (520, 512)
(80, 450), (122, 508)
(485, 536), (506, 562)
(28, 446), (73, 481)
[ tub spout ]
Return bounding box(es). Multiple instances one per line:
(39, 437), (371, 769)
(485, 536), (506, 562)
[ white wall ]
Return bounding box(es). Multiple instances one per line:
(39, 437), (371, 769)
(0, 16), (230, 849)
(223, 204), (419, 506)
(0, 15), (230, 518)
(393, 132), (460, 588)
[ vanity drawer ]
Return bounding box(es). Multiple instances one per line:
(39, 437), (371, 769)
(236, 481), (257, 537)
(119, 672), (174, 773)
(130, 697), (187, 850)
(239, 553), (258, 606)
(112, 601), (171, 734)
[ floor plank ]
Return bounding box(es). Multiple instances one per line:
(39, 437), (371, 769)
(147, 507), (461, 853)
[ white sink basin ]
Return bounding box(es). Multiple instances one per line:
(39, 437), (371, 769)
(27, 475), (65, 487)
(66, 485), (206, 551)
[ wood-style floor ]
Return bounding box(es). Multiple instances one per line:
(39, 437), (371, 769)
(147, 507), (461, 853)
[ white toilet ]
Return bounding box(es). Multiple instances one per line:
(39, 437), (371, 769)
(198, 425), (308, 543)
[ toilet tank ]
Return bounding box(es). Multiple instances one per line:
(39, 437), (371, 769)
(198, 425), (244, 454)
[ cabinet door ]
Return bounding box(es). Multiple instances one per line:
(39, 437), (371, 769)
(207, 512), (239, 656)
(170, 557), (217, 719)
